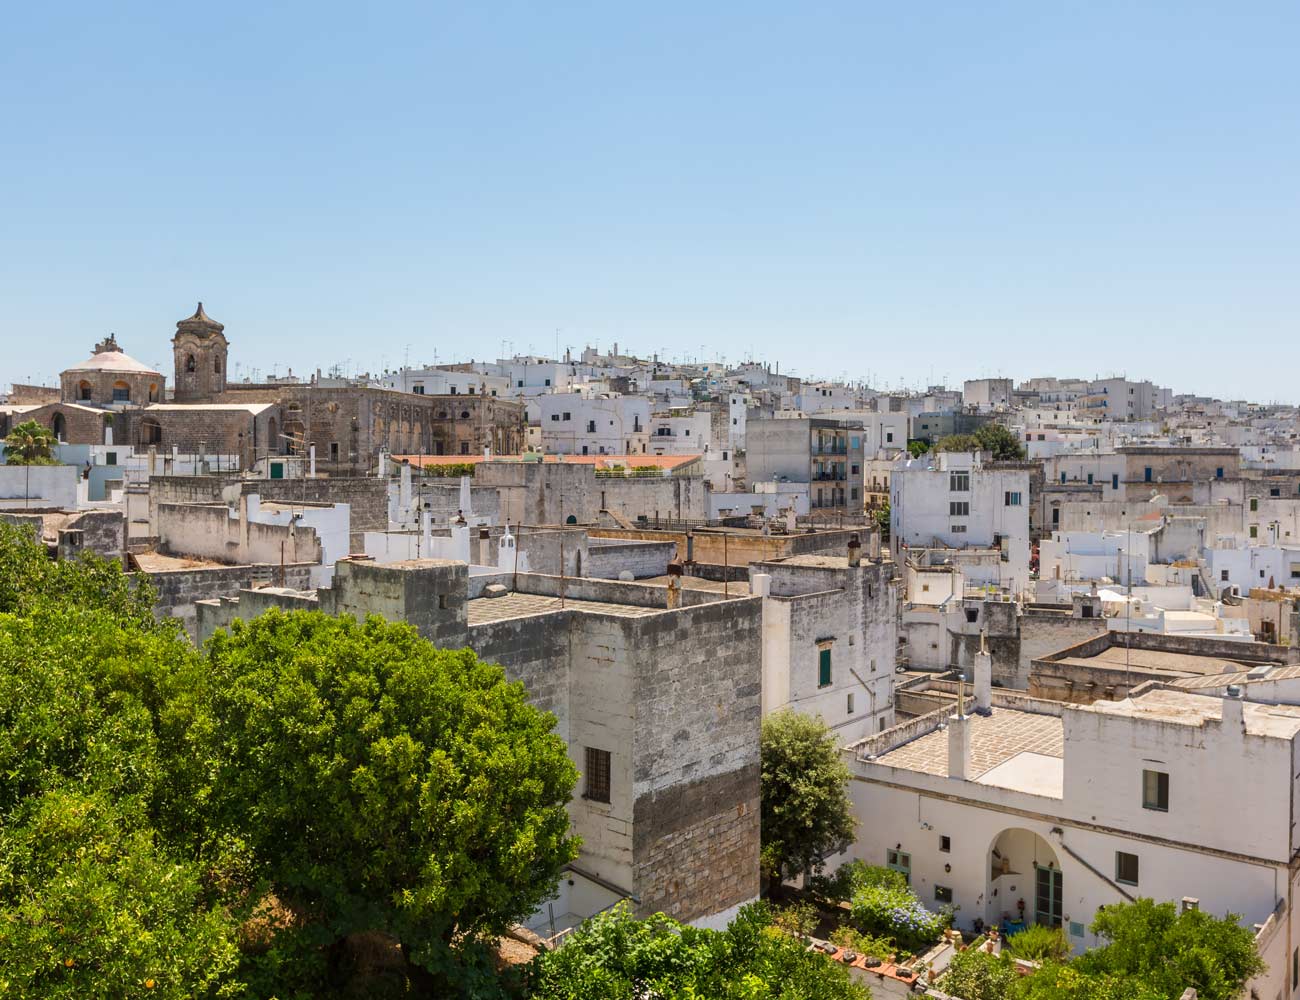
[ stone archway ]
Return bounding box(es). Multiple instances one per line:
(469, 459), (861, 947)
(987, 828), (1061, 932)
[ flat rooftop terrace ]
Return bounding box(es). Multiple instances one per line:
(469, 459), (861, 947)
(1051, 645), (1258, 678)
(467, 591), (662, 626)
(1089, 688), (1300, 739)
(872, 708), (1064, 797)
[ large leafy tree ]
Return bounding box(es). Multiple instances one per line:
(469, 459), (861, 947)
(0, 540), (240, 998)
(2, 419), (57, 465)
(1065, 898), (1263, 1000)
(760, 710), (856, 888)
(529, 901), (870, 1000)
(936, 424), (1026, 461)
(203, 609), (579, 989)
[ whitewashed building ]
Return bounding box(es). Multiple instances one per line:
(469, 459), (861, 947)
(838, 660), (1295, 1000)
(891, 451), (1031, 597)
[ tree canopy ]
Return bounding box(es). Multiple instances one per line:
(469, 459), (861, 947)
(204, 609), (580, 991)
(760, 710), (856, 887)
(528, 901), (870, 1000)
(2, 420), (58, 465)
(936, 424), (1026, 461)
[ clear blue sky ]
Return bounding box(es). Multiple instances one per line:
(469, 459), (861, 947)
(2, 2), (1297, 401)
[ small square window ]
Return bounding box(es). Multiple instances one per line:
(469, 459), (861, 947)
(1142, 769), (1168, 811)
(1115, 851), (1139, 886)
(934, 885), (953, 904)
(939, 835), (951, 853)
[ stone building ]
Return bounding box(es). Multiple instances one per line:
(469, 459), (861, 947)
(197, 557), (764, 930)
(4, 303), (526, 473)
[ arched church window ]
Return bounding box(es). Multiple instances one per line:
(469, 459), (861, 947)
(186, 355), (196, 373)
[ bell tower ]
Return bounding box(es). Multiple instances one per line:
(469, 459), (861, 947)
(172, 302), (229, 401)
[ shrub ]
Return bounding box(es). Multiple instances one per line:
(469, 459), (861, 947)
(772, 900), (818, 938)
(849, 881), (944, 955)
(939, 947), (1019, 1000)
(808, 860), (906, 904)
(828, 925), (895, 961)
(1007, 923), (1069, 963)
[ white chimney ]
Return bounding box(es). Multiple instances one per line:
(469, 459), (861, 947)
(399, 461), (413, 513)
(947, 713), (971, 780)
(974, 631), (992, 715)
(869, 529), (881, 561)
(308, 443), (316, 478)
(750, 573), (771, 597)
(1221, 684), (1245, 735)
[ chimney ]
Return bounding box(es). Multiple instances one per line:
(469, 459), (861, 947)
(974, 631), (992, 715)
(1221, 684), (1245, 736)
(750, 572), (771, 597)
(399, 461), (413, 513)
(848, 533), (861, 567)
(420, 508), (432, 555)
(868, 528), (882, 561)
(947, 712), (971, 780)
(308, 443), (316, 478)
(477, 526), (491, 566)
(666, 561), (683, 610)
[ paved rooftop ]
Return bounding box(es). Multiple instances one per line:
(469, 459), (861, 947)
(873, 708), (1064, 786)
(467, 591), (661, 625)
(1052, 645), (1256, 677)
(1087, 688), (1300, 739)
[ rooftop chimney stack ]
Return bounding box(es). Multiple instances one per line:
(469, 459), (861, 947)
(666, 562), (683, 610)
(974, 631), (992, 715)
(750, 572), (771, 597)
(869, 528), (882, 561)
(1222, 684), (1246, 735)
(947, 708), (971, 781)
(847, 533), (861, 567)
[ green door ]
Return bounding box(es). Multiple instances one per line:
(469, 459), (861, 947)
(1035, 865), (1062, 927)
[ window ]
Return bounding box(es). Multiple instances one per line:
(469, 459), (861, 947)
(818, 646), (832, 687)
(1115, 851), (1139, 886)
(1144, 466), (1153, 482)
(1142, 769), (1169, 811)
(1250, 525), (1258, 539)
(584, 747), (611, 803)
(950, 472), (970, 492)
(1217, 467), (1225, 479)
(412, 384), (425, 395)
(586, 420), (596, 433)
(105, 451), (118, 466)
(330, 442), (339, 462)
(1221, 569), (1230, 581)
(951, 524), (967, 533)
(965, 607), (979, 624)
(1004, 491), (1022, 506)
(459, 442), (470, 455)
(934, 885), (953, 904)
(1112, 473), (1119, 490)
(1271, 487), (1281, 497)
(517, 380), (524, 388)
(111, 381), (130, 402)
(886, 432), (894, 443)
(1250, 498), (1259, 512)
(544, 378), (551, 386)
(550, 414), (560, 422)
(562, 411), (571, 421)
(949, 501), (969, 516)
(886, 849), (911, 883)
(846, 692), (854, 714)
(1060, 472), (1067, 484)
(940, 835), (951, 853)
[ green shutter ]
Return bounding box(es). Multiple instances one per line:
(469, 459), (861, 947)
(818, 648), (832, 687)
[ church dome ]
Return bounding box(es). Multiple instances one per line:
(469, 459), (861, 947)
(63, 334), (161, 376)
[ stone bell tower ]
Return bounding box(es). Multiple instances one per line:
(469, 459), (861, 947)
(172, 302), (229, 401)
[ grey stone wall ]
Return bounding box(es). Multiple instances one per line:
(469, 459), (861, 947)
(588, 539), (678, 580)
(148, 564), (313, 640)
(629, 598), (763, 921)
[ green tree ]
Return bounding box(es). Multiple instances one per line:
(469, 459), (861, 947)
(871, 502), (890, 542)
(0, 545), (241, 999)
(938, 946), (1019, 1000)
(1, 419), (58, 465)
(1067, 898), (1264, 1000)
(906, 439), (930, 458)
(972, 423), (1027, 461)
(202, 610), (579, 990)
(529, 901), (870, 1000)
(1018, 962), (1166, 1000)
(760, 710), (856, 889)
(936, 433), (981, 453)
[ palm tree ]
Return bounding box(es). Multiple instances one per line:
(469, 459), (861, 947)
(3, 420), (58, 508)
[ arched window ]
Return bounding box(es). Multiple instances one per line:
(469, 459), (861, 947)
(51, 413), (66, 441)
(460, 410), (470, 420)
(140, 418), (162, 446)
(111, 380), (130, 403)
(78, 380), (92, 401)
(148, 383), (159, 402)
(185, 355), (196, 373)
(213, 358), (221, 375)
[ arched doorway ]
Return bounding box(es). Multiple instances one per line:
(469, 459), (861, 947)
(987, 828), (1061, 932)
(78, 380), (93, 401)
(51, 412), (66, 441)
(566, 514), (577, 525)
(139, 418), (162, 447)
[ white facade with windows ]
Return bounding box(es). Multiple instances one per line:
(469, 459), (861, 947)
(380, 367), (509, 397)
(891, 451), (1031, 597)
(838, 681), (1295, 1000)
(537, 394), (650, 456)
